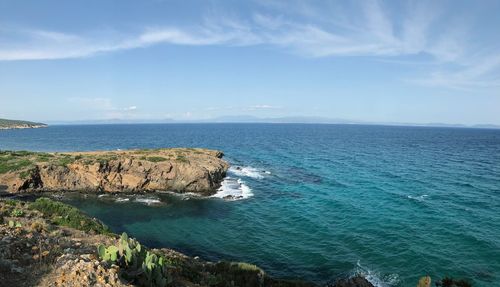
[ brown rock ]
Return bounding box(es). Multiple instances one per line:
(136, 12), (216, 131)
(0, 148), (229, 195)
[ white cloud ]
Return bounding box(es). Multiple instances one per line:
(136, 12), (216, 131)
(1, 1), (499, 89)
(123, 106), (137, 111)
(248, 104), (281, 110)
(67, 97), (138, 118)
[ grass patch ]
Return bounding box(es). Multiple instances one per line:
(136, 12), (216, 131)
(176, 155), (189, 163)
(29, 197), (111, 235)
(55, 155), (75, 166)
(0, 157), (33, 174)
(36, 153), (55, 162)
(19, 169), (32, 179)
(144, 156), (168, 162)
(4, 199), (18, 206)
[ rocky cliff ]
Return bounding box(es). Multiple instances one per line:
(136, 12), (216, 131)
(0, 148), (228, 195)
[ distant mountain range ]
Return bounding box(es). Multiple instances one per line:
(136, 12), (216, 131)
(45, 116), (500, 129)
(0, 118), (48, 130)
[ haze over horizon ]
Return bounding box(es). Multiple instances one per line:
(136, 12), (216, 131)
(1, 0), (500, 125)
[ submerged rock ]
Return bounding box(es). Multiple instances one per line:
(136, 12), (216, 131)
(329, 275), (374, 287)
(0, 148), (229, 195)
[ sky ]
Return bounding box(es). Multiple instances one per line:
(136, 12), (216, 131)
(0, 0), (499, 125)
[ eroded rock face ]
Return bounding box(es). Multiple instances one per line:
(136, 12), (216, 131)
(0, 148), (229, 195)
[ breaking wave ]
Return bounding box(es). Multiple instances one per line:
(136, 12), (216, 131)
(211, 177), (253, 201)
(353, 260), (399, 287)
(228, 166), (269, 179)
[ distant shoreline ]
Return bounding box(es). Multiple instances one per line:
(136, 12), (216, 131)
(0, 118), (48, 130)
(42, 121), (500, 131)
(0, 124), (47, 130)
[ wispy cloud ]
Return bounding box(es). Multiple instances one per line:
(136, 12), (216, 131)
(1, 0), (499, 89)
(247, 104), (282, 110)
(67, 97), (139, 119)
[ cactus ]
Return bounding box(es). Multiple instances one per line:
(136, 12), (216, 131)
(97, 244), (119, 262)
(8, 220), (22, 228)
(97, 232), (169, 287)
(10, 209), (24, 217)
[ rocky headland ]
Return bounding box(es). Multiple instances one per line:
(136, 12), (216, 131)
(0, 148), (228, 195)
(0, 119), (48, 130)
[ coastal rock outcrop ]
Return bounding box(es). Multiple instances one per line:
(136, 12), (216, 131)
(0, 148), (229, 195)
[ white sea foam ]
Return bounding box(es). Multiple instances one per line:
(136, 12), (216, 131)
(134, 196), (162, 205)
(211, 177), (253, 201)
(352, 260), (399, 287)
(228, 166), (267, 179)
(97, 194), (108, 198)
(407, 194), (428, 201)
(115, 197), (130, 202)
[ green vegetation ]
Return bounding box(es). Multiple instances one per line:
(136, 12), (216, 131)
(4, 199), (18, 206)
(19, 169), (32, 179)
(98, 232), (170, 287)
(36, 153), (55, 162)
(8, 220), (22, 228)
(29, 197), (110, 234)
(55, 154), (75, 166)
(10, 208), (24, 217)
(0, 151), (34, 174)
(143, 156), (168, 162)
(175, 155), (189, 163)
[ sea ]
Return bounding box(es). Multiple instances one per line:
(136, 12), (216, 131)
(1, 123), (499, 286)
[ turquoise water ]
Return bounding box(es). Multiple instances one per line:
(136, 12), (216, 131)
(1, 124), (499, 286)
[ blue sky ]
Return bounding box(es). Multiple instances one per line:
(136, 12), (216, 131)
(1, 0), (499, 125)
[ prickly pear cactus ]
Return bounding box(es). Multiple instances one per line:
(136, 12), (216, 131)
(97, 232), (169, 287)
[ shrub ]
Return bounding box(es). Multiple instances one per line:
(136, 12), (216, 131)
(175, 155), (189, 163)
(56, 155), (75, 166)
(29, 197), (110, 234)
(0, 158), (33, 174)
(145, 156), (167, 163)
(4, 199), (18, 206)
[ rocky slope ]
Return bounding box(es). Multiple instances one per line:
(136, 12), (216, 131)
(0, 119), (47, 130)
(0, 149), (228, 195)
(0, 197), (320, 287)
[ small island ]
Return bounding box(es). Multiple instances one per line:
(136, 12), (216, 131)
(0, 148), (228, 195)
(0, 118), (48, 130)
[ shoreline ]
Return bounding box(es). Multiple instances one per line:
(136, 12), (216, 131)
(0, 124), (48, 130)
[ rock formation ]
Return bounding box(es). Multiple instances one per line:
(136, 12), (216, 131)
(0, 148), (228, 195)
